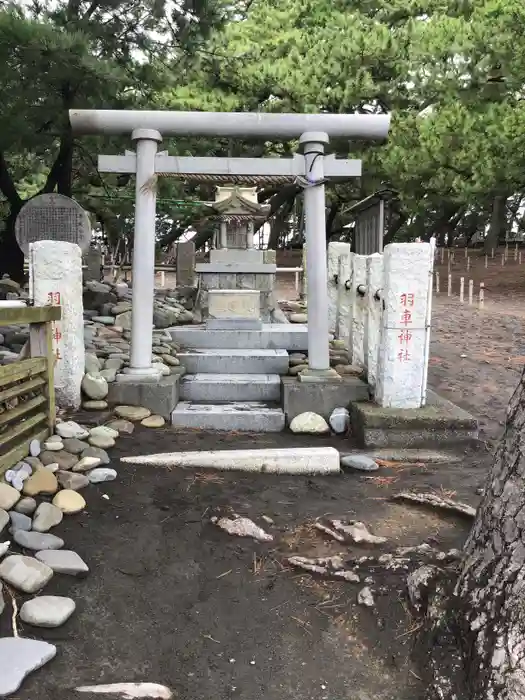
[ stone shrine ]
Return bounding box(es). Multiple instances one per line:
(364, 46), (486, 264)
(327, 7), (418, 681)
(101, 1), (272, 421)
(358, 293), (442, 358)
(196, 186), (276, 325)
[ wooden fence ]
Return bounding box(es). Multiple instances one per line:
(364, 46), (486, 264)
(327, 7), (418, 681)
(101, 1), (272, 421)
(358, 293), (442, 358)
(0, 305), (61, 476)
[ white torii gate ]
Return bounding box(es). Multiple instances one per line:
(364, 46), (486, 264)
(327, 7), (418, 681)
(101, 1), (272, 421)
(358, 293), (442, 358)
(69, 110), (390, 383)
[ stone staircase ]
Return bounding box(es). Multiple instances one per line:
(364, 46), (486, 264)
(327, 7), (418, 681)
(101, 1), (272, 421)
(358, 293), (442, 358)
(169, 324), (308, 432)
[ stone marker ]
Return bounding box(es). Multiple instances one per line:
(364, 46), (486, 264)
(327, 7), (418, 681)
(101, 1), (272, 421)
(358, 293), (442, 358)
(0, 637), (57, 696)
(35, 549), (89, 576)
(20, 595), (76, 628)
(0, 555), (54, 593)
(375, 242), (433, 409)
(175, 240), (196, 286)
(29, 240), (85, 409)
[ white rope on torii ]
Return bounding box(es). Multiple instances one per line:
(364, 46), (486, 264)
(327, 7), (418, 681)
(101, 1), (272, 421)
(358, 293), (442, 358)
(70, 109), (390, 382)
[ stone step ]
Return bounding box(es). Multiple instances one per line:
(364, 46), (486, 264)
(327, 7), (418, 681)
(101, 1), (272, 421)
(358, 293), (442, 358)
(177, 348), (289, 375)
(169, 323), (308, 351)
(171, 401), (285, 432)
(180, 373), (281, 402)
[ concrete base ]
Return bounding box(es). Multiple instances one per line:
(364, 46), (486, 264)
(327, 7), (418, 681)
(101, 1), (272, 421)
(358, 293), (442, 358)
(171, 401), (285, 432)
(180, 374), (281, 402)
(205, 318), (262, 330)
(177, 348), (289, 375)
(350, 391), (479, 448)
(282, 375), (369, 422)
(107, 373), (180, 419)
(169, 324), (308, 351)
(210, 249), (264, 264)
(196, 262), (276, 274)
(122, 447), (340, 474)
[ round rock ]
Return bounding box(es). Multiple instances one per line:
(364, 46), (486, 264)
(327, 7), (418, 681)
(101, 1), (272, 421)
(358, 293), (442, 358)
(14, 530), (64, 551)
(114, 405), (151, 421)
(43, 439), (64, 452)
(14, 497), (37, 515)
(340, 454), (379, 472)
(23, 469), (59, 497)
(57, 471), (89, 491)
(83, 400), (109, 410)
(289, 412), (330, 435)
(0, 509), (9, 533)
(62, 438), (89, 455)
(141, 415), (165, 428)
(329, 407), (350, 434)
(20, 595), (76, 628)
(32, 503), (63, 533)
(72, 456), (101, 473)
(0, 483), (20, 511)
(80, 446), (110, 466)
(40, 450), (78, 471)
(29, 439), (41, 457)
(90, 425), (119, 440)
(88, 434), (115, 449)
(56, 421), (89, 440)
(0, 554), (54, 593)
(9, 511), (32, 532)
(53, 490), (86, 514)
(82, 373), (109, 400)
(105, 419), (134, 435)
(35, 549), (89, 576)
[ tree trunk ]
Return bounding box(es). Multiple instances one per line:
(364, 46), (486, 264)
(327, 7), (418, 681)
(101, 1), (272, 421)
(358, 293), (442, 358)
(0, 203), (25, 282)
(454, 368), (525, 698)
(484, 195), (506, 253)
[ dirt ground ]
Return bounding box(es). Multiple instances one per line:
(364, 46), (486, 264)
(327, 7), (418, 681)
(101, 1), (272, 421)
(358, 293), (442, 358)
(4, 251), (525, 700)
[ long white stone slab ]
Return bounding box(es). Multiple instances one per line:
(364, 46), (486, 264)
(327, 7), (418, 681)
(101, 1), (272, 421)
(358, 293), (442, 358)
(171, 401), (285, 432)
(178, 348), (289, 374)
(180, 373), (281, 402)
(169, 324), (308, 350)
(121, 447), (341, 474)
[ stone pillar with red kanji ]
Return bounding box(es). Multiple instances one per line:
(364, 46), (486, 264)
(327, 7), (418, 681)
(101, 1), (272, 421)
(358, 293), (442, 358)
(375, 242), (434, 409)
(29, 241), (85, 409)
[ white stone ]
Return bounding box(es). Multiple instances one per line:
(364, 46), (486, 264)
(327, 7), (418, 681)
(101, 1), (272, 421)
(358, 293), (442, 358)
(351, 254), (367, 368)
(121, 447), (340, 475)
(375, 242), (433, 409)
(72, 456), (102, 472)
(366, 253), (384, 390)
(0, 542), (10, 559)
(0, 637), (57, 696)
(0, 555), (54, 593)
(56, 420), (89, 440)
(35, 549), (89, 576)
(329, 407), (350, 434)
(82, 372), (109, 400)
(88, 468), (117, 483)
(43, 439), (64, 451)
(20, 595), (76, 628)
(289, 412), (330, 434)
(327, 242), (350, 334)
(208, 289), (260, 320)
(29, 438), (41, 457)
(29, 240), (85, 409)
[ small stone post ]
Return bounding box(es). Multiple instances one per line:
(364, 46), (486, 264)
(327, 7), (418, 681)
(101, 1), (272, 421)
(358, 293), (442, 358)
(375, 242), (434, 409)
(351, 254), (368, 368)
(336, 251), (352, 347)
(29, 241), (85, 409)
(366, 253), (384, 390)
(327, 242), (350, 334)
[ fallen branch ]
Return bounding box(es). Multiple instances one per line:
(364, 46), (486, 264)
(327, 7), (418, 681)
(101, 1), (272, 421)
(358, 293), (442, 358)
(392, 491), (476, 519)
(287, 555), (360, 582)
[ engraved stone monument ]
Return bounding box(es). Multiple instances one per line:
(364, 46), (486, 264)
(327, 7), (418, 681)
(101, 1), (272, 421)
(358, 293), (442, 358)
(15, 193), (91, 256)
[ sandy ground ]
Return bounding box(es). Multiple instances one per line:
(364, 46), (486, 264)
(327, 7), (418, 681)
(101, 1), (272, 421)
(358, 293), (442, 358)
(4, 251), (524, 700)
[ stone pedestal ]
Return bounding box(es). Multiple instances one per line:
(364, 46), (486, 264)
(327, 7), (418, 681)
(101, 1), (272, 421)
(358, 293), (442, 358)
(207, 289), (262, 330)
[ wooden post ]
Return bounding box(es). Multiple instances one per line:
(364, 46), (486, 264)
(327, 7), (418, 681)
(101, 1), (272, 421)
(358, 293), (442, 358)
(515, 243), (519, 261)
(435, 272), (440, 293)
(460, 277), (465, 303)
(520, 251), (522, 265)
(505, 243), (509, 261)
(485, 254), (488, 269)
(502, 253), (505, 266)
(468, 279), (474, 305)
(29, 320), (56, 434)
(467, 256), (470, 271)
(440, 247), (444, 264)
(464, 247), (468, 259)
(492, 248), (495, 259)
(480, 282), (485, 308)
(448, 274), (452, 297)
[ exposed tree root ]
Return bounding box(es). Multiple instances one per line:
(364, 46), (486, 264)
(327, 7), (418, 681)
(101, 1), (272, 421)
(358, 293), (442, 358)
(392, 491), (477, 519)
